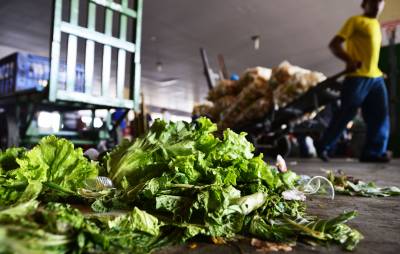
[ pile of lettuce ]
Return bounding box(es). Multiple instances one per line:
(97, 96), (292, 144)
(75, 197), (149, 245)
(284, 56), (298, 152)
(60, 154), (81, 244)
(0, 118), (363, 253)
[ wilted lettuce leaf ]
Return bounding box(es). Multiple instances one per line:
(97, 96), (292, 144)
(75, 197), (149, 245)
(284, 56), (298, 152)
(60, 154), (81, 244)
(16, 136), (98, 191)
(0, 202), (100, 254)
(249, 215), (294, 242)
(280, 171), (299, 189)
(169, 155), (200, 184)
(249, 211), (362, 251)
(107, 122), (174, 187)
(155, 195), (193, 220)
(193, 117), (219, 152)
(284, 211), (362, 251)
(328, 170), (400, 197)
(0, 202), (169, 254)
(0, 147), (26, 172)
(109, 207), (160, 236)
(216, 129), (254, 160)
(15, 181), (43, 204)
(0, 199), (39, 222)
(237, 155), (283, 189)
(0, 136), (98, 206)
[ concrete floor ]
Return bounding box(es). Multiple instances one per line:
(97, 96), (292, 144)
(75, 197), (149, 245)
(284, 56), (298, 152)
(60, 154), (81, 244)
(156, 159), (400, 254)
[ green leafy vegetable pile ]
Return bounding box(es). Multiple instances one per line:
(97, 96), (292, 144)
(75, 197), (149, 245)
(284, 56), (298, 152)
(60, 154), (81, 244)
(0, 118), (363, 253)
(327, 170), (400, 197)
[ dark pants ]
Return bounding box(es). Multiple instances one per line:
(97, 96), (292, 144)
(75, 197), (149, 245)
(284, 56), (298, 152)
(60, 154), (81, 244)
(319, 76), (390, 157)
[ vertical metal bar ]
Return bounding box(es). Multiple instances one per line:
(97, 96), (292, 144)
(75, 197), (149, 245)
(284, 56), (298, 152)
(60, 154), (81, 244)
(66, 0), (79, 92)
(49, 0), (63, 101)
(90, 109), (95, 128)
(102, 4), (113, 97)
(200, 48), (215, 90)
(133, 62), (141, 109)
(217, 54), (229, 80)
(106, 109), (112, 131)
(117, 50), (126, 99)
(132, 0), (143, 110)
(85, 2), (96, 95)
(388, 29), (398, 135)
(116, 0), (128, 100)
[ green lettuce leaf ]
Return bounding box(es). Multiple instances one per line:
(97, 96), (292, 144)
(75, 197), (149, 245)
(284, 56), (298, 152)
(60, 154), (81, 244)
(328, 170), (400, 197)
(109, 207), (160, 236)
(0, 147), (26, 172)
(0, 136), (98, 206)
(15, 136), (98, 191)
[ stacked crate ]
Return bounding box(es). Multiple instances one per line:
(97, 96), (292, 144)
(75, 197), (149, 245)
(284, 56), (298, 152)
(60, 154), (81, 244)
(0, 52), (85, 97)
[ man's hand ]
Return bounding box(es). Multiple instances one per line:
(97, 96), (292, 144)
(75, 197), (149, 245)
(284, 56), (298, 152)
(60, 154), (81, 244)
(346, 60), (362, 73)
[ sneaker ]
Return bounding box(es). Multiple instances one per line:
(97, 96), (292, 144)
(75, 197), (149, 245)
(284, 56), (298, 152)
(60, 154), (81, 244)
(359, 152), (391, 163)
(317, 149), (330, 162)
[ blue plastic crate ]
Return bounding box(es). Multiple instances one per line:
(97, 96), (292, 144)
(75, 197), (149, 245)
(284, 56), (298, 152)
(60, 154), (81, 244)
(0, 59), (16, 95)
(0, 52), (85, 97)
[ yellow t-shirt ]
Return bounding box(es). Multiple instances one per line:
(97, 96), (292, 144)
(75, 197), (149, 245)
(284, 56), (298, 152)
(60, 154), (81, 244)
(337, 15), (383, 78)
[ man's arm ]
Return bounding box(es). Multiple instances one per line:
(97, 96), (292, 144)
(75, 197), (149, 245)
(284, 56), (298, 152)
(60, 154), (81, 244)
(329, 36), (361, 72)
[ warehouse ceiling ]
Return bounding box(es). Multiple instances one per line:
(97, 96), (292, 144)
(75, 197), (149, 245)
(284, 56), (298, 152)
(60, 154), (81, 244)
(0, 0), (365, 113)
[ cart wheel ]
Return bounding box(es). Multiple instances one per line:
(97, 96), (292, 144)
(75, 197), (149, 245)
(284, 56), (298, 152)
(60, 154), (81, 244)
(273, 135), (291, 158)
(0, 110), (20, 149)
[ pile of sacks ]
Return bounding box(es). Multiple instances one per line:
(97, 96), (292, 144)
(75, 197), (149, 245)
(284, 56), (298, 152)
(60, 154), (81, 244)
(271, 61), (326, 107)
(193, 61), (326, 129)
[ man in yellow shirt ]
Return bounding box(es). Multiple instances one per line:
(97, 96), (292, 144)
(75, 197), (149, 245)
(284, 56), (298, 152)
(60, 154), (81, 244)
(318, 0), (390, 162)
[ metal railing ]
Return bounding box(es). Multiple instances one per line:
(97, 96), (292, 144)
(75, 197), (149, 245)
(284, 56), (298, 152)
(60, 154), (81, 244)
(49, 0), (143, 109)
